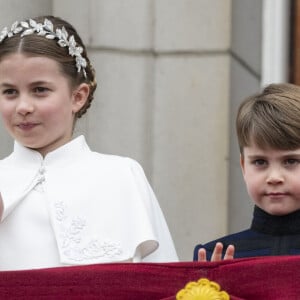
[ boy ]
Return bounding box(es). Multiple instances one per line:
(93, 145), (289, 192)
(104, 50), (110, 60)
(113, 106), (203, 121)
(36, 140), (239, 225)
(194, 83), (300, 261)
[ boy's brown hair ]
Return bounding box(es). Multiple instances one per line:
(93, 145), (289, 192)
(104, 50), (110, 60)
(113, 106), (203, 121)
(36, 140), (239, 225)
(236, 83), (300, 155)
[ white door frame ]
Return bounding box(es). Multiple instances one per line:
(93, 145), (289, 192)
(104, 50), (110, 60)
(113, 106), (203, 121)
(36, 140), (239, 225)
(261, 0), (291, 86)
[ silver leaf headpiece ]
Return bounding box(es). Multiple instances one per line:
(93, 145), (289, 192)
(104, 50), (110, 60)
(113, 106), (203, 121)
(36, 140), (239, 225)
(0, 18), (87, 78)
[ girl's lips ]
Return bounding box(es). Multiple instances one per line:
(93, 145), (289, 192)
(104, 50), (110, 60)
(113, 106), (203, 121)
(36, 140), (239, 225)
(17, 123), (39, 130)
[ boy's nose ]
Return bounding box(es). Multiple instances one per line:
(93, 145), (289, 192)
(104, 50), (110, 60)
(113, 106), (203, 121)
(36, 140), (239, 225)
(266, 168), (284, 184)
(16, 98), (34, 115)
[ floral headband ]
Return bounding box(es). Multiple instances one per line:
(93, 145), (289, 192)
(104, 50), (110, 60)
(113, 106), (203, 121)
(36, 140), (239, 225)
(0, 18), (87, 78)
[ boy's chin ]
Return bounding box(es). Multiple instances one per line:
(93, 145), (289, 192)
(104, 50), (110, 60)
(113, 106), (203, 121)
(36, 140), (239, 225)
(263, 206), (299, 216)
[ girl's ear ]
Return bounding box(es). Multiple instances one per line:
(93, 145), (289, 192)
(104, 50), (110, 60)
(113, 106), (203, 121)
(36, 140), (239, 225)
(72, 83), (90, 113)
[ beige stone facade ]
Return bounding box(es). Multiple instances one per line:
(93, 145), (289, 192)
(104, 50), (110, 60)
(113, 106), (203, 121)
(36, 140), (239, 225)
(0, 0), (289, 260)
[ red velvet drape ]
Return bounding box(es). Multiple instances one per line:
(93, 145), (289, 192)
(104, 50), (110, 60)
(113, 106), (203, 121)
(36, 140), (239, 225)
(0, 256), (299, 299)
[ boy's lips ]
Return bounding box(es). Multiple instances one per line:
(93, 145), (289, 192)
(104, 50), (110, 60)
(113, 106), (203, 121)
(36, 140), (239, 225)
(264, 192), (289, 199)
(266, 192), (286, 195)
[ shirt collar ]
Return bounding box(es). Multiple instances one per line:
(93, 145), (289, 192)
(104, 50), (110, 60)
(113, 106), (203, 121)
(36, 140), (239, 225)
(12, 135), (90, 167)
(251, 205), (300, 235)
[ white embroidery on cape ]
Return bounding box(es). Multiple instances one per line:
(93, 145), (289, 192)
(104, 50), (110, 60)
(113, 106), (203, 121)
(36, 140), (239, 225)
(54, 201), (123, 261)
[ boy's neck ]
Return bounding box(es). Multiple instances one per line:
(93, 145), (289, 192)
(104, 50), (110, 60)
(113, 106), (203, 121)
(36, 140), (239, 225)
(251, 205), (300, 235)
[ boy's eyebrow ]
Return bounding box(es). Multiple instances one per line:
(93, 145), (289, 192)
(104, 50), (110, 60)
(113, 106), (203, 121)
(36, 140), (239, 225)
(246, 153), (300, 159)
(281, 153), (300, 158)
(246, 154), (266, 159)
(0, 83), (15, 87)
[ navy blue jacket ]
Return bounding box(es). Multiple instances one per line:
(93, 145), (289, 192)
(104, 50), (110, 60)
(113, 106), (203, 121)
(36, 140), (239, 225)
(193, 206), (300, 261)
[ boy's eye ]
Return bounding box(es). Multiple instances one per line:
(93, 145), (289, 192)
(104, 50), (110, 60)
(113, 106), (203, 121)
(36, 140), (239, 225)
(284, 158), (300, 166)
(253, 159), (267, 166)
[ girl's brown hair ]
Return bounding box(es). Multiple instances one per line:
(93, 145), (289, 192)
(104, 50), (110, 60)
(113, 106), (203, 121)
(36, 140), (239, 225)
(0, 15), (97, 118)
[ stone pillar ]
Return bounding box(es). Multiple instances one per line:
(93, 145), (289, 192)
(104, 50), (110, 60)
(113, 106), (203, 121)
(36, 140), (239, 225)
(152, 0), (231, 260)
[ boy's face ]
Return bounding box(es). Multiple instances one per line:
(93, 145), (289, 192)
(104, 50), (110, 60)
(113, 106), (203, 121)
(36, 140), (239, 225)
(240, 143), (300, 216)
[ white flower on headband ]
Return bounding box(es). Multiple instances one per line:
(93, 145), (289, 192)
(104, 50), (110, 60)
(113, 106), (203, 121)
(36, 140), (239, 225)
(0, 18), (87, 78)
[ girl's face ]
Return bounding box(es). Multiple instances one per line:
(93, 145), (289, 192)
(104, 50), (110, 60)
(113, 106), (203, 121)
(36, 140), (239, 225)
(0, 53), (88, 156)
(241, 143), (300, 216)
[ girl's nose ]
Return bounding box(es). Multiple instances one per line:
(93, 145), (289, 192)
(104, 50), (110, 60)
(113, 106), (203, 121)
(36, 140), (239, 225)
(16, 98), (34, 115)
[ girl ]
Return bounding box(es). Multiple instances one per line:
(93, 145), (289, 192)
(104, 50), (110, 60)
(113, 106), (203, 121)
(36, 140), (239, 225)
(0, 15), (178, 270)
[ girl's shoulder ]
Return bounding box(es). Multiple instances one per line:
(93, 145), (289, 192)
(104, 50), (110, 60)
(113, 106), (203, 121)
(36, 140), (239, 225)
(89, 151), (143, 170)
(0, 152), (14, 166)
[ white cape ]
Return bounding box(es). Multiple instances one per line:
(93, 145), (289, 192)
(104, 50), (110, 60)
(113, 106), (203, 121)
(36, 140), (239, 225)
(0, 136), (178, 270)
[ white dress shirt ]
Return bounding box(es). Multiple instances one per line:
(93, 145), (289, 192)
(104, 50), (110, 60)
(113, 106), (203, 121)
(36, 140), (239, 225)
(0, 136), (178, 270)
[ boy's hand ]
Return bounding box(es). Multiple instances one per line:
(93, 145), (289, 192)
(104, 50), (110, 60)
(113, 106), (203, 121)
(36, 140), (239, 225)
(198, 242), (235, 262)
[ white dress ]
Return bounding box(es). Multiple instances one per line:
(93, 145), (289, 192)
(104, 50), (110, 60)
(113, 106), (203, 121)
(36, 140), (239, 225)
(0, 136), (178, 270)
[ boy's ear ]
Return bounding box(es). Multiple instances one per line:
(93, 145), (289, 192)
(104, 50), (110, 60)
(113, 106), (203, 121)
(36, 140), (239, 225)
(72, 83), (90, 113)
(240, 154), (245, 175)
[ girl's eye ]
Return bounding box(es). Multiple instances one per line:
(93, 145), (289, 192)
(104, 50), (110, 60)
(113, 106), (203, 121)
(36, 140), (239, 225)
(3, 89), (17, 95)
(33, 87), (49, 93)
